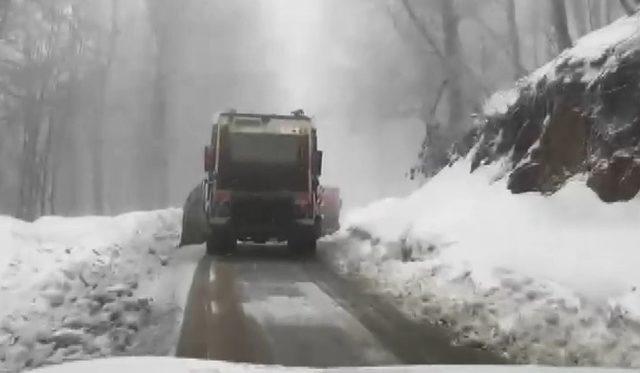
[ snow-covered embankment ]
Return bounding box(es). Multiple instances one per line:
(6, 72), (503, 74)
(322, 13), (640, 369)
(323, 159), (640, 367)
(0, 209), (200, 372)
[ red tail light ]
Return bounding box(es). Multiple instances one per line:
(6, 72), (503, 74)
(294, 193), (312, 217)
(214, 190), (231, 203)
(294, 193), (311, 206)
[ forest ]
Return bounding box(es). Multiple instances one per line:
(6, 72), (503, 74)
(0, 0), (633, 221)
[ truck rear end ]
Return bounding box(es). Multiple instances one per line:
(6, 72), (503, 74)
(203, 112), (323, 255)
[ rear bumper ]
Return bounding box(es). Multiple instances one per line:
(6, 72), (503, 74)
(207, 190), (318, 240)
(209, 217), (314, 228)
(208, 216), (317, 239)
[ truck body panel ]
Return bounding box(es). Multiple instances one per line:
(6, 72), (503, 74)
(203, 111), (322, 253)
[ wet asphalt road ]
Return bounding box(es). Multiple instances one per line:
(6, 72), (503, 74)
(176, 243), (506, 367)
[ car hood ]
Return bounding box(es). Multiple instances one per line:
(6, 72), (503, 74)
(31, 357), (635, 373)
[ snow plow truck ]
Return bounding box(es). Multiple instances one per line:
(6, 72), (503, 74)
(180, 110), (337, 256)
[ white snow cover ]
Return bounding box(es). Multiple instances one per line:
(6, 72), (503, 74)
(485, 13), (640, 116)
(29, 357), (636, 373)
(0, 209), (201, 372)
(482, 88), (519, 117)
(322, 156), (640, 367)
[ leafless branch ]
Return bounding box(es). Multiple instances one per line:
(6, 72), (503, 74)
(400, 0), (445, 61)
(387, 2), (437, 57)
(429, 80), (448, 119)
(471, 15), (525, 72)
(469, 6), (526, 78)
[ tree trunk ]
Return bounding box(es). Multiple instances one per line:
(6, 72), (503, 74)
(506, 0), (525, 79)
(40, 115), (53, 216)
(570, 0), (589, 37)
(439, 0), (465, 139)
(18, 93), (46, 221)
(150, 43), (170, 207)
(90, 104), (105, 214)
(607, 0), (617, 21)
(619, 0), (637, 15)
(92, 0), (119, 214)
(47, 116), (56, 215)
(530, 2), (541, 67)
(550, 0), (572, 51)
(480, 35), (488, 75)
(588, 0), (602, 30)
(146, 0), (181, 208)
(51, 69), (81, 215)
(145, 0), (176, 208)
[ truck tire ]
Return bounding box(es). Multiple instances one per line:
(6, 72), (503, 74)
(287, 232), (317, 257)
(304, 238), (317, 257)
(206, 228), (236, 256)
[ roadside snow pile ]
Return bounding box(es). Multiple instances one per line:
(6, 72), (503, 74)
(482, 89), (519, 117)
(321, 14), (640, 368)
(0, 209), (200, 372)
(322, 157), (640, 368)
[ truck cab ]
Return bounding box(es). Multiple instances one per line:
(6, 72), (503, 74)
(203, 111), (323, 255)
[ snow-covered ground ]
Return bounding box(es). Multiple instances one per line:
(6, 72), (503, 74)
(0, 209), (201, 372)
(321, 156), (640, 367)
(484, 12), (640, 117)
(321, 13), (640, 368)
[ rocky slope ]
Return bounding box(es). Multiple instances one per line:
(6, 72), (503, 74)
(463, 14), (640, 202)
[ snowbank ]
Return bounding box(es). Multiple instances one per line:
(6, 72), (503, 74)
(0, 209), (202, 372)
(486, 13), (640, 117)
(29, 357), (636, 373)
(322, 157), (640, 367)
(334, 13), (640, 368)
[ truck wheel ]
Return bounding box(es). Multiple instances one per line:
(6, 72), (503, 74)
(304, 238), (317, 257)
(288, 232), (317, 257)
(206, 228), (236, 256)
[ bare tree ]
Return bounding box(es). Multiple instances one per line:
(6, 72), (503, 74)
(10, 4), (79, 220)
(570, 0), (589, 37)
(0, 0), (104, 220)
(588, 0), (603, 30)
(506, 0), (525, 79)
(145, 0), (183, 207)
(416, 79), (449, 178)
(619, 0), (640, 14)
(550, 0), (572, 51)
(90, 0), (119, 214)
(440, 0), (466, 139)
(400, 0), (466, 138)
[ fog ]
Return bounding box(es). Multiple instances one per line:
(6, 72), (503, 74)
(0, 0), (626, 219)
(262, 1), (424, 209)
(166, 0), (426, 211)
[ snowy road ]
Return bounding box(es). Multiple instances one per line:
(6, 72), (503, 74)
(176, 243), (506, 367)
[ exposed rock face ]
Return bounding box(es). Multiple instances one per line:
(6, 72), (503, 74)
(461, 22), (640, 202)
(587, 151), (640, 202)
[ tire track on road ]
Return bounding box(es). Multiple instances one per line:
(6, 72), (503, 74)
(176, 244), (507, 366)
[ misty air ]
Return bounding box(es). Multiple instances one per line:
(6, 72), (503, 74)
(1, 1), (640, 372)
